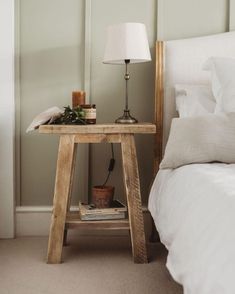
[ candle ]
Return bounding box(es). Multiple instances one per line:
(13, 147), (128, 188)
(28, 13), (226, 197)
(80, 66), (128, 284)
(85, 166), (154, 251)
(72, 91), (86, 108)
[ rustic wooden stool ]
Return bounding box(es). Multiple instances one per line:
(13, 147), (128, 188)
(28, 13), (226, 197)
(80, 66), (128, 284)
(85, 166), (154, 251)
(39, 123), (156, 264)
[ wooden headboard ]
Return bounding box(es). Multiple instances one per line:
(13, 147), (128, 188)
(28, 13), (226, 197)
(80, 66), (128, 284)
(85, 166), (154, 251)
(154, 41), (164, 174)
(154, 31), (235, 174)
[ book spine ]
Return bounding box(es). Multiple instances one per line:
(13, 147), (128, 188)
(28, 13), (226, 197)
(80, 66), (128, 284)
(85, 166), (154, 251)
(80, 213), (126, 221)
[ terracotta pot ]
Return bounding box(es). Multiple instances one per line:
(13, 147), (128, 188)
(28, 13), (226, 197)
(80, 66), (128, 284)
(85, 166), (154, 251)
(92, 185), (115, 208)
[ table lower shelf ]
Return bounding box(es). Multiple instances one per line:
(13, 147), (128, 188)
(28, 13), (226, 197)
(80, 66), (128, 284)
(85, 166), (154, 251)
(65, 212), (130, 230)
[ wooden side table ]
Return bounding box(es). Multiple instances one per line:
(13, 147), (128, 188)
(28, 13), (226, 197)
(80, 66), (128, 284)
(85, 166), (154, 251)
(39, 123), (156, 264)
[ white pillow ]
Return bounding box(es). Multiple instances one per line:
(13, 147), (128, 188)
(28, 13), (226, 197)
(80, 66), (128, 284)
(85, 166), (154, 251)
(203, 57), (235, 113)
(160, 113), (235, 169)
(175, 84), (216, 117)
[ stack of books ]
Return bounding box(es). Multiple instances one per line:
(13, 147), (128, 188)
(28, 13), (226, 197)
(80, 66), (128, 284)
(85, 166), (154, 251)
(79, 200), (127, 221)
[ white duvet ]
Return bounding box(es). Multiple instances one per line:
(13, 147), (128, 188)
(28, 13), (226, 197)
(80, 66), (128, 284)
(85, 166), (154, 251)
(148, 163), (235, 294)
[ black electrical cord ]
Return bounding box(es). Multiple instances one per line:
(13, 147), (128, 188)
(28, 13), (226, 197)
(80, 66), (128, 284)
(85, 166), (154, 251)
(102, 143), (115, 186)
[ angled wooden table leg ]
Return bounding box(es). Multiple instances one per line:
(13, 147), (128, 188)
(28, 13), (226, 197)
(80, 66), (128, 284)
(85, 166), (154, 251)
(121, 134), (148, 263)
(47, 135), (77, 264)
(63, 141), (77, 247)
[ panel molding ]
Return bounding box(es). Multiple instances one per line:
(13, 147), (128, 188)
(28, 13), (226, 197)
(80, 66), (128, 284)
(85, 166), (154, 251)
(16, 1), (90, 207)
(15, 206), (148, 237)
(16, 206), (77, 237)
(229, 0), (235, 30)
(15, 0), (21, 206)
(157, 0), (231, 40)
(84, 0), (92, 101)
(83, 0), (92, 199)
(157, 0), (165, 40)
(0, 0), (15, 238)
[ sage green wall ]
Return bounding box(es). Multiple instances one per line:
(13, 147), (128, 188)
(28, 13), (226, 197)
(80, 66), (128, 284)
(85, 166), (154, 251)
(230, 0), (235, 30)
(89, 0), (157, 204)
(158, 0), (230, 40)
(17, 0), (234, 206)
(17, 0), (157, 206)
(88, 0), (232, 204)
(18, 0), (88, 205)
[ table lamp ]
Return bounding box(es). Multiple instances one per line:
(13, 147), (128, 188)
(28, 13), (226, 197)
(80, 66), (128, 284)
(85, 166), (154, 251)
(103, 22), (151, 124)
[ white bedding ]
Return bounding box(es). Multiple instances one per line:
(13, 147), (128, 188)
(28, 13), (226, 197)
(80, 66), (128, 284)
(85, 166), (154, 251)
(148, 163), (235, 294)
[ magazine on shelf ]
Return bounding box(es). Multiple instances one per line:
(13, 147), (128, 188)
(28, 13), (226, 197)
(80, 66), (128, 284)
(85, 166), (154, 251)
(79, 200), (127, 221)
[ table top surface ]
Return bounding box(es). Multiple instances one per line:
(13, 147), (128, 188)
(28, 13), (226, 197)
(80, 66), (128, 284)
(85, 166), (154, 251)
(39, 123), (156, 134)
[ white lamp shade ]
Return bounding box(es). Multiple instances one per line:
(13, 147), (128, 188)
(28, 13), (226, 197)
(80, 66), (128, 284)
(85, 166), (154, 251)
(103, 23), (151, 64)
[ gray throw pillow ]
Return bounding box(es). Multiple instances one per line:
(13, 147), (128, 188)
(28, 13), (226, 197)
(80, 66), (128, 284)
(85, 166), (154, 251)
(160, 113), (235, 169)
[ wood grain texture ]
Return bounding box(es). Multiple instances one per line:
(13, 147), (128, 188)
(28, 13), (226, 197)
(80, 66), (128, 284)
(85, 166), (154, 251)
(154, 41), (164, 175)
(121, 134), (148, 263)
(63, 141), (78, 246)
(66, 213), (130, 230)
(74, 134), (121, 143)
(39, 123), (156, 135)
(149, 41), (165, 244)
(45, 126), (154, 263)
(47, 135), (77, 264)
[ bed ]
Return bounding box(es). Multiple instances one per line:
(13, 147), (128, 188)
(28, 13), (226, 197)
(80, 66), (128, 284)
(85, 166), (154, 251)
(148, 32), (235, 294)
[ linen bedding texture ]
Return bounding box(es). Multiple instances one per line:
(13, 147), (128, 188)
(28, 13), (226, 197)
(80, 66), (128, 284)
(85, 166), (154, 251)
(175, 57), (235, 118)
(160, 113), (235, 169)
(203, 57), (235, 113)
(161, 56), (235, 169)
(175, 84), (215, 117)
(148, 163), (235, 294)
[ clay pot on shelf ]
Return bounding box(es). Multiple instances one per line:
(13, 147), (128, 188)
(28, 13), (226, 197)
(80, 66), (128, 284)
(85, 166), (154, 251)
(92, 185), (115, 208)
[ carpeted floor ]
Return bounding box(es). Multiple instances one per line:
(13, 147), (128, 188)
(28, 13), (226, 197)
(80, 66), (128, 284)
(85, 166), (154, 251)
(0, 235), (183, 294)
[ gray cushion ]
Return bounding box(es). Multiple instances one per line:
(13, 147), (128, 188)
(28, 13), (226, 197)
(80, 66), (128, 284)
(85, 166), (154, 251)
(160, 113), (235, 169)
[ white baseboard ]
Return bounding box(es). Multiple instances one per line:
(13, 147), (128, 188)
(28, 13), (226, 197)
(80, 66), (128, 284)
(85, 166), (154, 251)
(15, 206), (150, 237)
(15, 206), (77, 237)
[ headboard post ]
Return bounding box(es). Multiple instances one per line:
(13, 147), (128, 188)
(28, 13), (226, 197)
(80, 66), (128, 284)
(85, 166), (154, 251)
(154, 41), (164, 175)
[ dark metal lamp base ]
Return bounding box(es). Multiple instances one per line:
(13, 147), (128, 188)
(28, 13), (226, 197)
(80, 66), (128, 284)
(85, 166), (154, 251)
(115, 110), (138, 124)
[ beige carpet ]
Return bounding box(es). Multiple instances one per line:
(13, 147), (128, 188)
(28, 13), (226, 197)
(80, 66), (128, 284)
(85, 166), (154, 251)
(0, 235), (183, 294)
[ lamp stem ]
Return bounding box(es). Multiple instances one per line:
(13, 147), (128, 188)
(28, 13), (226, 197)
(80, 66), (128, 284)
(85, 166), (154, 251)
(115, 59), (137, 124)
(125, 59), (130, 111)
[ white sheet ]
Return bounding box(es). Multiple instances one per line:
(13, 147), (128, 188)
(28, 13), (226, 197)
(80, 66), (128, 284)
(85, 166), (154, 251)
(148, 163), (235, 294)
